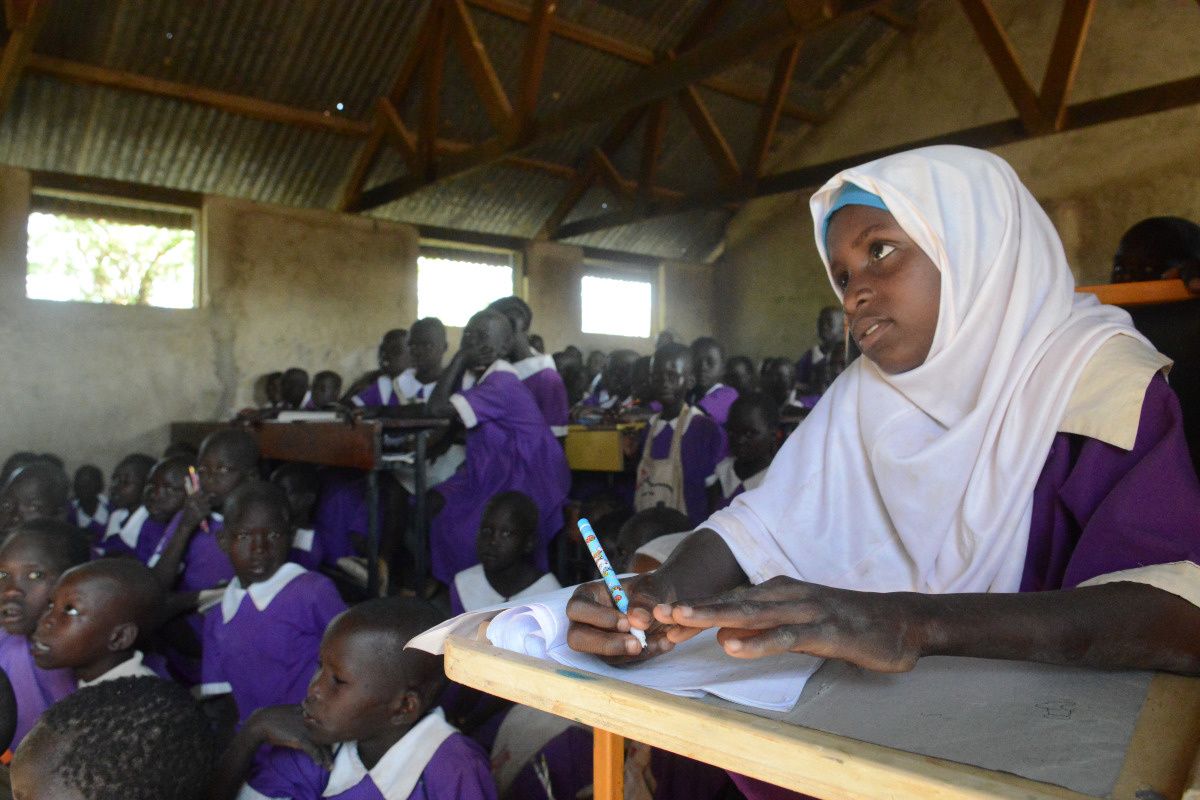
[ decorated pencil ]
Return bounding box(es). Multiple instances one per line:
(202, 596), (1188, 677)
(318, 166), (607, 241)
(578, 517), (646, 649)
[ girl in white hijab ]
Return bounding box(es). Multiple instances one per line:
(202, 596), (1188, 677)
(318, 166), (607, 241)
(566, 146), (1200, 678)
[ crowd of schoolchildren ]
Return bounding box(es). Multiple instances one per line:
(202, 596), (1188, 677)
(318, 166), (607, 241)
(0, 208), (1195, 800)
(0, 288), (847, 800)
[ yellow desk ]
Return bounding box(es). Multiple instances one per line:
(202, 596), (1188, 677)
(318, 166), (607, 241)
(564, 423), (643, 472)
(445, 634), (1200, 800)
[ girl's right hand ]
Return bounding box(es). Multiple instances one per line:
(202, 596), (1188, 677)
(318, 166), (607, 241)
(247, 706), (333, 769)
(178, 492), (212, 533)
(566, 573), (701, 663)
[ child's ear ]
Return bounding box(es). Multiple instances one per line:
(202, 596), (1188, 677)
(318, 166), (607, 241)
(389, 688), (422, 726)
(108, 621), (138, 652)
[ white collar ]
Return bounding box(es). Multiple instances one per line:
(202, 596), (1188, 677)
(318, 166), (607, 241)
(108, 505), (150, 549)
(512, 351), (556, 380)
(704, 382), (726, 397)
(78, 650), (156, 688)
(378, 374), (396, 404)
(479, 359), (519, 382)
(649, 405), (697, 438)
(454, 565), (561, 612)
(323, 708), (457, 798)
(220, 562), (307, 623)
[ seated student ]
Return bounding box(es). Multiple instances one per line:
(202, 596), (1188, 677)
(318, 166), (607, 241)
(759, 356), (806, 413)
(396, 316), (448, 402)
(796, 305), (848, 397)
(629, 354), (655, 410)
(609, 505), (694, 575)
(1111, 216), (1200, 291)
(0, 463), (70, 539)
(9, 676), (216, 800)
(565, 147), (1200, 800)
(102, 453), (156, 544)
(281, 368), (311, 410)
(270, 462), (326, 570)
(0, 520), (90, 749)
(710, 392), (781, 513)
(149, 429), (255, 596)
(425, 309), (571, 585)
(576, 349), (638, 415)
(450, 492), (561, 615)
(199, 482), (346, 723)
(209, 598), (496, 800)
(633, 342), (727, 526)
(351, 329), (410, 408)
(586, 349), (608, 386)
(488, 296), (571, 438)
(689, 337), (739, 425)
(101, 455), (190, 562)
(724, 354), (758, 396)
(306, 370), (344, 409)
(31, 559), (165, 686)
(69, 464), (108, 540)
(264, 371), (284, 409)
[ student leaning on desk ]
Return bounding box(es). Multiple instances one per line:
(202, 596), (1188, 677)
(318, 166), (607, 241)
(567, 147), (1200, 684)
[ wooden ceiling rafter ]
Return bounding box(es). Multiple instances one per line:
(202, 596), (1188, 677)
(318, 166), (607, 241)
(463, 0), (826, 124)
(956, 0), (1042, 133)
(746, 40), (801, 182)
(638, 99), (668, 203)
(0, 0), (49, 122)
(417, 1), (450, 181)
(677, 84), (742, 187)
(447, 0), (514, 135)
(514, 0), (556, 135)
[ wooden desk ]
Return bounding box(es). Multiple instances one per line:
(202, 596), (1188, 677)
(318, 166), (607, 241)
(170, 417), (449, 596)
(444, 635), (1200, 800)
(1076, 279), (1193, 307)
(564, 424), (644, 473)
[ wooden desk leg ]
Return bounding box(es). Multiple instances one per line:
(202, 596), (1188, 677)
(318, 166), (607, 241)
(412, 430), (428, 592)
(366, 470), (380, 597)
(593, 728), (624, 800)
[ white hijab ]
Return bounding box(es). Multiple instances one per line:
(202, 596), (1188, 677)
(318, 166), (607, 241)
(706, 146), (1149, 594)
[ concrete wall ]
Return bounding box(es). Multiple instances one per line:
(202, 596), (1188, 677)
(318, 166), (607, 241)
(718, 0), (1200, 359)
(0, 164), (716, 477)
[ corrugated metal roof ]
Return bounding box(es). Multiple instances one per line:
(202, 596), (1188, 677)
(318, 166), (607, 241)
(0, 0), (910, 260)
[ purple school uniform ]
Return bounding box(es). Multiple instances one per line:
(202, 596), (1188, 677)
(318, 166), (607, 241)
(432, 362), (570, 583)
(289, 527), (326, 571)
(71, 497), (109, 541)
(151, 511), (234, 592)
(99, 506), (170, 563)
(0, 632), (76, 748)
(732, 374), (1200, 800)
(637, 413), (727, 526)
(351, 375), (402, 408)
(697, 384), (739, 426)
(243, 710), (496, 800)
(514, 354), (570, 437)
(200, 564), (346, 722)
(314, 472), (369, 563)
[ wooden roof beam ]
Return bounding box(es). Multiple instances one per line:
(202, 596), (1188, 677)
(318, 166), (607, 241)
(746, 41), (800, 182)
(678, 85), (741, 187)
(957, 0), (1042, 134)
(1038, 0), (1097, 133)
(515, 0), (556, 133)
(553, 73), (1200, 240)
(463, 0), (824, 123)
(0, 0), (48, 121)
(638, 99), (667, 203)
(448, 0), (514, 135)
(417, 3), (450, 181)
(353, 0), (884, 211)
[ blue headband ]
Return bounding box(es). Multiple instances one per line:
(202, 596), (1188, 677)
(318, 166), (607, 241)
(823, 184), (889, 249)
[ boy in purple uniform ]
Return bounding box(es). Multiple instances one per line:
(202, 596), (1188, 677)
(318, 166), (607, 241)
(307, 370), (344, 409)
(100, 455), (190, 561)
(101, 453), (156, 543)
(709, 392), (780, 513)
(32, 559), (165, 686)
(489, 296), (571, 438)
(199, 482), (346, 723)
(0, 520), (89, 749)
(69, 464), (108, 540)
(395, 317), (447, 402)
(281, 367), (311, 410)
(633, 342), (727, 526)
(689, 337), (739, 425)
(425, 309), (571, 584)
(210, 598), (497, 800)
(351, 329), (410, 408)
(270, 462), (326, 570)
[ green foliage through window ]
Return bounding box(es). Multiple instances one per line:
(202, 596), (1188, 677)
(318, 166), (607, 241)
(26, 210), (197, 308)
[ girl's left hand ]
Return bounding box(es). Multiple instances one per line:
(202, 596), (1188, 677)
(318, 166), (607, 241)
(656, 576), (929, 673)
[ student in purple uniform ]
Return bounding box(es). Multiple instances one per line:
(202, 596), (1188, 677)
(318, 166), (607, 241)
(10, 676), (216, 800)
(709, 392), (780, 513)
(307, 371), (344, 409)
(488, 296), (571, 438)
(723, 354), (758, 397)
(32, 559), (164, 687)
(607, 505), (694, 575)
(0, 520), (89, 749)
(565, 147), (1200, 800)
(199, 482), (346, 723)
(449, 492), (561, 615)
(633, 342), (727, 526)
(270, 462), (326, 570)
(102, 455), (190, 562)
(351, 329), (410, 408)
(102, 453), (156, 544)
(210, 598), (496, 800)
(425, 309), (571, 585)
(689, 337), (739, 426)
(0, 463), (70, 539)
(396, 317), (448, 402)
(69, 464), (108, 540)
(575, 349), (638, 417)
(795, 306), (846, 395)
(759, 357), (806, 413)
(281, 368), (311, 411)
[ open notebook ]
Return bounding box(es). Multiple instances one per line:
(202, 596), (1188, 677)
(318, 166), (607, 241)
(408, 584), (820, 712)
